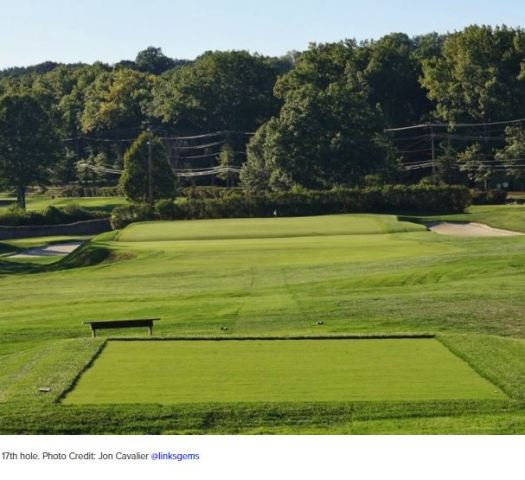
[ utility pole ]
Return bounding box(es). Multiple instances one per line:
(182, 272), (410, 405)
(147, 125), (153, 205)
(430, 123), (436, 182)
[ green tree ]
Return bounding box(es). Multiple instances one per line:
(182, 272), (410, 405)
(436, 141), (463, 185)
(243, 42), (397, 190)
(135, 47), (177, 75)
(357, 33), (435, 126)
(152, 51), (279, 132)
(421, 25), (525, 123)
(119, 131), (176, 202)
(32, 64), (107, 183)
(217, 143), (237, 187)
(81, 69), (155, 133)
(0, 94), (60, 208)
(457, 143), (495, 189)
(240, 119), (293, 192)
(495, 126), (525, 181)
(76, 152), (111, 186)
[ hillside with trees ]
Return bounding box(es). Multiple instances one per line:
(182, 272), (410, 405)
(1, 26), (525, 209)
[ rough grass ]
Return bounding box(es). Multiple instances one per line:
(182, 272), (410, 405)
(0, 195), (127, 213)
(1, 210), (525, 433)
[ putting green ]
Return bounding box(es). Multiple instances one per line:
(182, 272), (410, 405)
(117, 214), (425, 242)
(63, 339), (505, 404)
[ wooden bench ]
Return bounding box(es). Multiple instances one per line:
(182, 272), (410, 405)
(84, 318), (160, 337)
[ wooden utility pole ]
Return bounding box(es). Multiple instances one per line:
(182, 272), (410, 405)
(430, 123), (436, 182)
(147, 125), (153, 204)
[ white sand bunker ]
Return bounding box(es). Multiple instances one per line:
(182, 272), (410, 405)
(10, 241), (83, 258)
(427, 222), (523, 237)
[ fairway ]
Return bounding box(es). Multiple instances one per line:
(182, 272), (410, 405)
(63, 339), (505, 404)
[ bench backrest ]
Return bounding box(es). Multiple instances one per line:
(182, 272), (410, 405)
(85, 318), (160, 330)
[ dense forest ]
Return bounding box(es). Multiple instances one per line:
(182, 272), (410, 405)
(1, 25), (525, 207)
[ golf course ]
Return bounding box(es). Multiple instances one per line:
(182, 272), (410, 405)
(1, 208), (525, 433)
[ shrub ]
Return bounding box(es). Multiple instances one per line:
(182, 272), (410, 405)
(178, 185), (470, 219)
(107, 185), (471, 228)
(471, 189), (508, 205)
(49, 185), (123, 198)
(0, 205), (30, 226)
(181, 186), (242, 199)
(155, 199), (180, 220)
(43, 206), (65, 224)
(0, 204), (108, 226)
(110, 203), (156, 230)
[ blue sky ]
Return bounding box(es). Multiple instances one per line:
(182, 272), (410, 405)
(1, 0), (524, 68)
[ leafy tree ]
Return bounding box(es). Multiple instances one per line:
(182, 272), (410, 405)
(495, 126), (525, 181)
(217, 142), (237, 187)
(135, 47), (176, 75)
(76, 152), (111, 186)
(421, 25), (525, 123)
(152, 51), (280, 132)
(411, 32), (445, 63)
(0, 94), (60, 208)
(357, 33), (435, 126)
(239, 122), (278, 192)
(245, 84), (392, 190)
(119, 131), (176, 202)
(240, 120), (297, 193)
(81, 69), (155, 133)
(457, 143), (495, 188)
(436, 141), (463, 185)
(274, 41), (356, 98)
(243, 43), (398, 190)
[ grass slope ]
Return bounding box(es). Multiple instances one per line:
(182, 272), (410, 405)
(1, 210), (525, 433)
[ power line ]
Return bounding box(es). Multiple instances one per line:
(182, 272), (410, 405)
(385, 117), (525, 133)
(160, 130), (255, 141)
(62, 137), (135, 143)
(177, 151), (245, 160)
(77, 162), (243, 178)
(174, 140), (226, 150)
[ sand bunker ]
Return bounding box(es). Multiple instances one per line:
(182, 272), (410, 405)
(427, 222), (523, 237)
(10, 241), (83, 258)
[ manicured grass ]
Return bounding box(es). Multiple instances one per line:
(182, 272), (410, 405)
(118, 214), (425, 242)
(0, 195), (127, 213)
(64, 339), (504, 404)
(1, 210), (525, 433)
(404, 205), (525, 233)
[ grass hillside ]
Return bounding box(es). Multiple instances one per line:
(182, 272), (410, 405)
(1, 210), (525, 433)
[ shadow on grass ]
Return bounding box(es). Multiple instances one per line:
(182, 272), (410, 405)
(0, 242), (112, 275)
(396, 212), (472, 225)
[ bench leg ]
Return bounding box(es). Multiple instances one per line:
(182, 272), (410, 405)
(92, 327), (96, 338)
(149, 324), (153, 336)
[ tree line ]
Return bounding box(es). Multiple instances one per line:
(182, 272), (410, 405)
(1, 26), (525, 208)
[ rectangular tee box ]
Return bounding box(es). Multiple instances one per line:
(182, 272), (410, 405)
(63, 338), (506, 404)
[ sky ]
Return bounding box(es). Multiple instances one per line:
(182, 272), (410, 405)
(0, 0), (524, 69)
